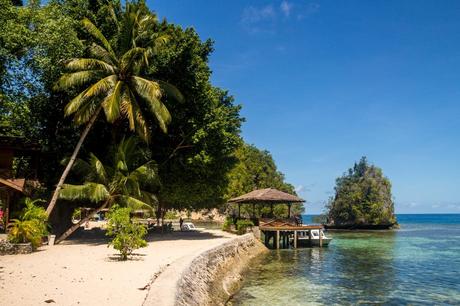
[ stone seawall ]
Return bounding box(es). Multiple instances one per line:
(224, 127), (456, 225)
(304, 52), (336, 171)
(175, 234), (268, 306)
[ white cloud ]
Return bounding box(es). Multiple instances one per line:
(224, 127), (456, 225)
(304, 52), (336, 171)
(280, 1), (292, 17)
(241, 5), (276, 24)
(295, 185), (306, 193)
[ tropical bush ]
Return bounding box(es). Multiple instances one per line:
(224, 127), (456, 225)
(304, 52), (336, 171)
(8, 198), (48, 250)
(164, 211), (178, 220)
(71, 208), (82, 222)
(106, 205), (147, 260)
(236, 219), (254, 235)
(222, 216), (233, 231)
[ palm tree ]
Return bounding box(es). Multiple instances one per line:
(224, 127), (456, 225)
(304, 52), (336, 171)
(46, 7), (183, 216)
(56, 137), (159, 243)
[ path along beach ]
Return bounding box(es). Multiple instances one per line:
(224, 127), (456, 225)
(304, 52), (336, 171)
(1, 228), (240, 306)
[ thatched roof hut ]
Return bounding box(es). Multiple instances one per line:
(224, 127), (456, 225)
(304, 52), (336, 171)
(228, 188), (304, 204)
(228, 188), (304, 219)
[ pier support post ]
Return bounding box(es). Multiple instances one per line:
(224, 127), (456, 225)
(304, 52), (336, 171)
(276, 231), (280, 249)
(319, 229), (323, 247)
(294, 231), (297, 249)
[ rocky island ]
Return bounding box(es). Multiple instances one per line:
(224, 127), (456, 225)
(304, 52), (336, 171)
(325, 157), (397, 230)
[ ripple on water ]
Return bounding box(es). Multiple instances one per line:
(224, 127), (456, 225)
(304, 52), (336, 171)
(231, 217), (460, 306)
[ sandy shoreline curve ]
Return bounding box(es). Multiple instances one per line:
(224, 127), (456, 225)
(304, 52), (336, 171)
(1, 229), (249, 306)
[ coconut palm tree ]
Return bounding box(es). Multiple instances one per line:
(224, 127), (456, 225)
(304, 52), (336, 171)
(46, 7), (183, 216)
(56, 137), (159, 243)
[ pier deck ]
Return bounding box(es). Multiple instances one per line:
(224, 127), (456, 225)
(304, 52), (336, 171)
(259, 219), (325, 249)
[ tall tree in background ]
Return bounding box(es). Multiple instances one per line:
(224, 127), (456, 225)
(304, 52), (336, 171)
(225, 143), (303, 217)
(47, 3), (183, 216)
(326, 157), (396, 226)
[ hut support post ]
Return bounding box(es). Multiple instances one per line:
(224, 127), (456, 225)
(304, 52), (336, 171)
(238, 203), (241, 219)
(276, 230), (280, 249)
(287, 203), (291, 218)
(294, 230), (297, 248)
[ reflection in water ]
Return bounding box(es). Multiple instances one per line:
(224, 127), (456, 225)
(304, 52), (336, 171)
(231, 215), (460, 305)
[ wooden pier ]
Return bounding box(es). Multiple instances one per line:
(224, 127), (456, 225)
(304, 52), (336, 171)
(259, 219), (325, 249)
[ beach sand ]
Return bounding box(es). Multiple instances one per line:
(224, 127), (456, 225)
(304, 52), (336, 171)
(0, 228), (234, 306)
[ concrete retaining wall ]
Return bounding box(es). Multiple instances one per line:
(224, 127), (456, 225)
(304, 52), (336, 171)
(175, 234), (268, 306)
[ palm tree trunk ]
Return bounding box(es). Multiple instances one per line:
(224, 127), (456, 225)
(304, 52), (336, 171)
(55, 199), (109, 244)
(46, 107), (102, 216)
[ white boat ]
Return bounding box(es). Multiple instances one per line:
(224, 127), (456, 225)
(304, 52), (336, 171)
(291, 229), (332, 247)
(181, 222), (197, 231)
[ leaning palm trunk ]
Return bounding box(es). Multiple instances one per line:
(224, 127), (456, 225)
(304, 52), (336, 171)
(55, 198), (109, 244)
(46, 107), (102, 216)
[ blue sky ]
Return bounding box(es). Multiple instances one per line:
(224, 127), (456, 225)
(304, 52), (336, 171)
(150, 0), (460, 214)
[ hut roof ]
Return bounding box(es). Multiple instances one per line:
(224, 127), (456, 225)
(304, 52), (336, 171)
(228, 188), (304, 204)
(0, 178), (26, 193)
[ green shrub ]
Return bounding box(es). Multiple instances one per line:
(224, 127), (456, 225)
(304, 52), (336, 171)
(222, 216), (233, 231)
(236, 219), (254, 235)
(106, 205), (147, 260)
(8, 198), (48, 250)
(164, 210), (178, 220)
(71, 208), (82, 222)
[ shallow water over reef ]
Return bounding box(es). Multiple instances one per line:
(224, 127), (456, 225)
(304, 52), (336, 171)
(231, 214), (460, 305)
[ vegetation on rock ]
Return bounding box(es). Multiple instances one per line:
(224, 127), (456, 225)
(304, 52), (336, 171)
(326, 157), (397, 226)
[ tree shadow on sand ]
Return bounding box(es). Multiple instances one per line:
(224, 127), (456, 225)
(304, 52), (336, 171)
(61, 227), (228, 246)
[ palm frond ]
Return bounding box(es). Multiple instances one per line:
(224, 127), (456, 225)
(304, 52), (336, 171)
(73, 101), (101, 125)
(55, 71), (101, 91)
(59, 183), (110, 203)
(82, 18), (117, 61)
(66, 58), (115, 74)
(84, 74), (117, 98)
(121, 89), (150, 141)
(89, 153), (108, 184)
(120, 47), (147, 72)
(131, 76), (170, 133)
(64, 89), (91, 117)
(88, 44), (116, 65)
(65, 157), (93, 179)
(129, 160), (159, 189)
(102, 81), (123, 122)
(117, 195), (153, 212)
(156, 79), (184, 103)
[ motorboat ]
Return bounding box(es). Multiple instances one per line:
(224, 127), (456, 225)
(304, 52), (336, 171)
(291, 229), (332, 247)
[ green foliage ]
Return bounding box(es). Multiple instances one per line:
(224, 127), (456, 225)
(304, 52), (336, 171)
(163, 210), (177, 220)
(8, 197), (48, 249)
(59, 137), (159, 211)
(326, 157), (397, 226)
(54, 5), (182, 140)
(226, 143), (304, 217)
(71, 207), (82, 221)
(222, 216), (233, 231)
(236, 219), (254, 235)
(106, 205), (147, 260)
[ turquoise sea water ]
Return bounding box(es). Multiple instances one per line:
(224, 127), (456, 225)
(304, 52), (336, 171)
(231, 214), (460, 305)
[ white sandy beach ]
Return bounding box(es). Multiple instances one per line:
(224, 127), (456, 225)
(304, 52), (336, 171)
(0, 228), (235, 306)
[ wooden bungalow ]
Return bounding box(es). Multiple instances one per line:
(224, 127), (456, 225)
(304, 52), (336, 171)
(228, 188), (325, 249)
(0, 136), (40, 226)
